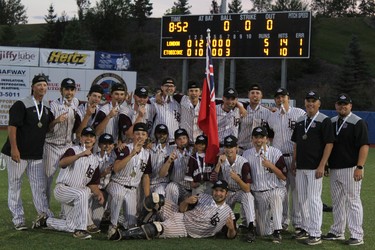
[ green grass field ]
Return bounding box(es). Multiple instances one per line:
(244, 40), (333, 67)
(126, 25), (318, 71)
(0, 130), (374, 249)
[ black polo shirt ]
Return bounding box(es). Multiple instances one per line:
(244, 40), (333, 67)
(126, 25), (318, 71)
(291, 112), (335, 170)
(1, 96), (51, 160)
(328, 113), (369, 169)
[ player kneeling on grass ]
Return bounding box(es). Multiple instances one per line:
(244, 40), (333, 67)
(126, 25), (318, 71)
(242, 127), (288, 243)
(32, 126), (104, 240)
(108, 180), (237, 240)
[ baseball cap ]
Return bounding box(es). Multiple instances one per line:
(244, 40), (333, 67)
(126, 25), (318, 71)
(336, 93), (352, 104)
(32, 75), (48, 85)
(111, 83), (126, 93)
(212, 180), (229, 190)
(195, 134), (208, 145)
(252, 126), (268, 137)
(155, 124), (169, 134)
(174, 128), (188, 139)
(133, 122), (148, 133)
(89, 84), (104, 95)
(98, 133), (114, 144)
(61, 78), (76, 89)
(187, 80), (200, 89)
(274, 87), (289, 97)
(223, 87), (238, 98)
(223, 135), (238, 148)
(305, 90), (320, 100)
(134, 87), (148, 97)
(248, 84), (262, 92)
(81, 126), (96, 137)
(162, 77), (175, 86)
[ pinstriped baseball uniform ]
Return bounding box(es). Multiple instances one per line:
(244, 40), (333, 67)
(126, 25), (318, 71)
(216, 105), (241, 145)
(268, 106), (305, 228)
(291, 112), (335, 238)
(211, 155), (255, 226)
(74, 102), (100, 129)
(327, 113), (368, 240)
(1, 96), (53, 226)
(93, 102), (123, 143)
(176, 95), (202, 144)
(238, 104), (272, 150)
(150, 97), (180, 142)
(46, 146), (100, 232)
(185, 153), (214, 195)
(149, 143), (173, 196)
(242, 146), (287, 235)
(44, 97), (79, 203)
(158, 193), (235, 238)
(165, 148), (192, 204)
(107, 145), (152, 228)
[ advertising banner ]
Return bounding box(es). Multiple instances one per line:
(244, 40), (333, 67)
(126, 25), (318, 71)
(95, 51), (131, 71)
(39, 48), (95, 69)
(0, 46), (39, 66)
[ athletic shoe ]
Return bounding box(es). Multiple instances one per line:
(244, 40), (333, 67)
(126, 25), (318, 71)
(32, 213), (47, 229)
(272, 230), (282, 244)
(246, 229), (256, 243)
(73, 230), (92, 240)
(14, 223), (27, 231)
(305, 236), (322, 245)
(87, 224), (101, 234)
(346, 238), (364, 246)
(322, 232), (345, 241)
(294, 227), (302, 235)
(107, 225), (121, 241)
(294, 229), (309, 240)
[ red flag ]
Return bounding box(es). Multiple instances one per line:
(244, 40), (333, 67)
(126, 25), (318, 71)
(198, 32), (219, 164)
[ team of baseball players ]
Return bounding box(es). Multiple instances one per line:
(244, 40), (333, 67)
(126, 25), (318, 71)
(1, 75), (368, 246)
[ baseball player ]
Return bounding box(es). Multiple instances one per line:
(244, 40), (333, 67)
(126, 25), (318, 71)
(1, 75), (53, 230)
(93, 83), (127, 144)
(291, 91), (335, 245)
(216, 88), (241, 147)
(119, 86), (155, 143)
(74, 84), (104, 141)
(108, 179), (236, 240)
(150, 77), (181, 143)
(160, 128), (192, 205)
(210, 135), (256, 243)
(322, 94), (369, 246)
(149, 124), (173, 196)
(32, 126), (104, 240)
(44, 78), (79, 204)
(242, 127), (288, 243)
(106, 122), (152, 234)
(184, 134), (214, 195)
(238, 84), (273, 151)
(268, 87), (306, 232)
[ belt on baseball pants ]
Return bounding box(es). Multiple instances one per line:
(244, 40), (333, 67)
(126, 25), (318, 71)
(111, 180), (137, 190)
(282, 153), (292, 157)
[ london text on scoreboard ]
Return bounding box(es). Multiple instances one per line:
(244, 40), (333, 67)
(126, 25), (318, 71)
(160, 11), (311, 59)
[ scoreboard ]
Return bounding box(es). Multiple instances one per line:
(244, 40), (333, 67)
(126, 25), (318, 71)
(161, 11), (311, 59)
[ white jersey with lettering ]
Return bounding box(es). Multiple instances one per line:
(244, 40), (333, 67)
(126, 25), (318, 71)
(149, 143), (173, 195)
(119, 102), (155, 134)
(93, 102), (121, 143)
(179, 95), (202, 144)
(216, 105), (241, 145)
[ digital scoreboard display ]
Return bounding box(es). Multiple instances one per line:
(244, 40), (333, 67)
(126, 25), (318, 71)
(161, 11), (311, 59)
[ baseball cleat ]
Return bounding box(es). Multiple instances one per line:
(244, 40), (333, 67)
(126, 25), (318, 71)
(73, 230), (92, 240)
(14, 223), (28, 231)
(322, 232), (345, 241)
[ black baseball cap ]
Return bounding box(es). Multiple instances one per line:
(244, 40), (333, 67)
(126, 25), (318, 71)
(223, 87), (238, 98)
(174, 128), (188, 139)
(32, 75), (48, 85)
(248, 84), (262, 92)
(212, 180), (229, 190)
(99, 133), (114, 144)
(162, 77), (175, 86)
(195, 134), (208, 145)
(336, 93), (352, 104)
(274, 88), (289, 97)
(155, 124), (169, 134)
(111, 83), (126, 93)
(134, 87), (148, 97)
(81, 126), (96, 137)
(223, 135), (238, 148)
(61, 78), (76, 89)
(89, 84), (104, 95)
(252, 126), (268, 137)
(188, 80), (201, 89)
(305, 90), (320, 100)
(133, 122), (148, 133)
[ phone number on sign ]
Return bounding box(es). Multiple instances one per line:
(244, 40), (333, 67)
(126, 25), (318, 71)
(0, 92), (20, 97)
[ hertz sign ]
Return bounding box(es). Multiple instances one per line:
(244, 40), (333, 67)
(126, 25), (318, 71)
(40, 48), (95, 69)
(47, 51), (88, 64)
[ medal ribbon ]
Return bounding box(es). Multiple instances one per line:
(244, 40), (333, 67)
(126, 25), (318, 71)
(304, 111), (319, 135)
(32, 97), (44, 124)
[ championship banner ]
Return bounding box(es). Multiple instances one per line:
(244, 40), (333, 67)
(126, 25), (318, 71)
(0, 46), (39, 66)
(95, 51), (131, 71)
(39, 48), (95, 69)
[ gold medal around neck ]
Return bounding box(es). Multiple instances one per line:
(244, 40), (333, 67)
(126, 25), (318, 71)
(302, 134), (307, 140)
(37, 122), (43, 128)
(130, 171), (136, 177)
